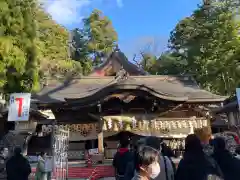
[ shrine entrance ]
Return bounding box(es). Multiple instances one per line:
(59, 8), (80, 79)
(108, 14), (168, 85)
(52, 126), (70, 180)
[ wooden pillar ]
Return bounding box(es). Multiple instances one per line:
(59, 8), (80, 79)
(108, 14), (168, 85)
(98, 131), (104, 153)
(97, 102), (104, 154)
(98, 117), (104, 153)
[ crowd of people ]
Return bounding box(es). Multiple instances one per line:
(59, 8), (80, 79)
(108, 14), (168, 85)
(113, 127), (240, 180)
(0, 146), (51, 180)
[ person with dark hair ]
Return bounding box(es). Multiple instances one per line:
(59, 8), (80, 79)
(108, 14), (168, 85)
(113, 136), (133, 180)
(175, 134), (223, 180)
(211, 137), (240, 180)
(6, 147), (31, 180)
(161, 142), (175, 158)
(124, 138), (145, 180)
(132, 146), (160, 180)
(145, 136), (175, 180)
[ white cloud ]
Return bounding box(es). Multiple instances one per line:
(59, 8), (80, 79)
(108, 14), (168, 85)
(41, 0), (90, 25)
(41, 0), (124, 26)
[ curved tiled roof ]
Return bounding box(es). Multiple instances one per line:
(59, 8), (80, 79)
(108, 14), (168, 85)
(90, 49), (147, 76)
(33, 75), (226, 104)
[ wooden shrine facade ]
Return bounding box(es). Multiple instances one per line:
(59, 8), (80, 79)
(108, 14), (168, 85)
(3, 49), (224, 159)
(27, 71), (226, 157)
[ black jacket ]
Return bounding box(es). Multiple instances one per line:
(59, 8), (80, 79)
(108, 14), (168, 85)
(113, 148), (133, 177)
(212, 149), (240, 180)
(6, 154), (31, 180)
(124, 161), (135, 180)
(175, 152), (221, 180)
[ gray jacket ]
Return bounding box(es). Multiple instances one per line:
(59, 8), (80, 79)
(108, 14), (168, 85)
(155, 156), (174, 180)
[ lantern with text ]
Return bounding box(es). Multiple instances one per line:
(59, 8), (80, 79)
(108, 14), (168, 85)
(8, 93), (31, 121)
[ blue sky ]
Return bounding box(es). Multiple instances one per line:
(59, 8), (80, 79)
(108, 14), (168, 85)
(42, 0), (202, 58)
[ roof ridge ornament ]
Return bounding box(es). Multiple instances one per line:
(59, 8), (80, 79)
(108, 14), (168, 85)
(115, 66), (128, 82)
(114, 45), (120, 52)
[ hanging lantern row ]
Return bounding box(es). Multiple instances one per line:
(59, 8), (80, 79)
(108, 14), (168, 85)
(102, 118), (208, 132)
(42, 123), (98, 137)
(41, 118), (208, 135)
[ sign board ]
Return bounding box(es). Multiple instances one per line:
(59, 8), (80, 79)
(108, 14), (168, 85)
(8, 93), (31, 121)
(88, 148), (98, 155)
(236, 88), (240, 109)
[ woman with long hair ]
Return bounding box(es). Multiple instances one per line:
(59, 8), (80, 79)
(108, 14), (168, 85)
(175, 134), (222, 180)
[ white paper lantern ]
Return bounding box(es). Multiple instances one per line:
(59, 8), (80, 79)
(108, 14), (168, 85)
(193, 120), (197, 128)
(203, 119), (208, 127)
(199, 120), (203, 128)
(108, 119), (112, 129)
(119, 120), (123, 129)
(177, 121), (182, 128)
(132, 117), (137, 128)
(182, 121), (187, 128)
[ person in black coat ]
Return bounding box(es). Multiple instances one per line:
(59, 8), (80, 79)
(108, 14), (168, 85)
(211, 137), (240, 180)
(113, 136), (133, 180)
(124, 138), (145, 180)
(175, 134), (221, 180)
(6, 147), (31, 180)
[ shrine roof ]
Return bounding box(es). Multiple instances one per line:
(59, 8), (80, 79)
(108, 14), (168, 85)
(32, 75), (226, 104)
(90, 49), (147, 76)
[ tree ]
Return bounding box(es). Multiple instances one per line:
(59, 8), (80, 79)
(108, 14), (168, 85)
(132, 38), (186, 75)
(82, 9), (118, 66)
(169, 0), (240, 95)
(35, 8), (82, 79)
(0, 0), (83, 95)
(155, 52), (187, 75)
(0, 0), (39, 93)
(69, 28), (92, 75)
(136, 51), (188, 75)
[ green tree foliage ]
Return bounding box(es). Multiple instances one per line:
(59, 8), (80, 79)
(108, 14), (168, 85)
(0, 0), (82, 94)
(35, 8), (82, 79)
(0, 0), (39, 93)
(69, 28), (92, 75)
(70, 9), (118, 68)
(169, 0), (240, 95)
(155, 52), (187, 75)
(138, 51), (187, 75)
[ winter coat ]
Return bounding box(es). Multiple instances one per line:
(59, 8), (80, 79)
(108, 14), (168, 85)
(212, 149), (240, 180)
(176, 134), (222, 180)
(35, 157), (48, 180)
(6, 154), (31, 180)
(156, 156), (174, 180)
(113, 148), (134, 180)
